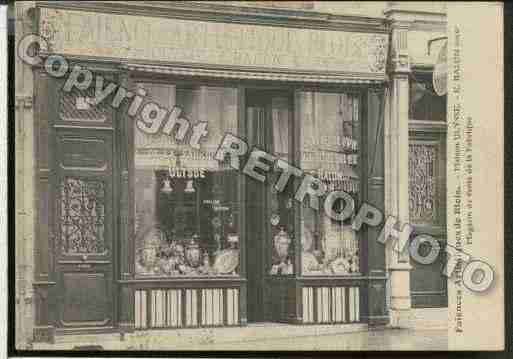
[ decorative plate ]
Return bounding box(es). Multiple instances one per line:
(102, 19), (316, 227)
(301, 225), (313, 252)
(213, 249), (239, 274)
(270, 213), (280, 226)
(302, 251), (320, 273)
(211, 216), (222, 228)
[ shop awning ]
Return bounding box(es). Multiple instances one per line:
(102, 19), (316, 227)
(120, 63), (387, 85)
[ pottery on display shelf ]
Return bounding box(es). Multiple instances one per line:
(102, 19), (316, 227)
(274, 227), (291, 263)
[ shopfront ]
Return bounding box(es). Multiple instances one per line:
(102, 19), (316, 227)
(24, 1), (402, 342)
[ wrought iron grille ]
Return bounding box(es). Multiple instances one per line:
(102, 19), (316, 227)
(408, 144), (437, 223)
(59, 87), (109, 122)
(60, 177), (106, 254)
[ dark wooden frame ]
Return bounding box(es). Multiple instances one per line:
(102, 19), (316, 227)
(408, 128), (448, 308)
(118, 76), (250, 330)
(32, 67), (390, 341)
(115, 73), (388, 327)
(408, 69), (448, 308)
(33, 60), (125, 341)
(30, 0), (393, 339)
(32, 65), (390, 341)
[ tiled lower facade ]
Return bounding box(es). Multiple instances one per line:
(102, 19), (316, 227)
(132, 286), (362, 330)
(134, 288), (240, 329)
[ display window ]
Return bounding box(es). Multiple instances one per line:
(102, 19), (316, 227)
(298, 91), (361, 276)
(133, 84), (240, 277)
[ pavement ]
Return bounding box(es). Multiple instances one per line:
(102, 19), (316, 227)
(188, 328), (448, 351)
(30, 324), (448, 351)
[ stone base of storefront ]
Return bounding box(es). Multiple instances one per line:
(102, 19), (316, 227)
(31, 323), (369, 351)
(410, 308), (448, 330)
(388, 309), (413, 329)
(387, 264), (414, 328)
(387, 291), (449, 331)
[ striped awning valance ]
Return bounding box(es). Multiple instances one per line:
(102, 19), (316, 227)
(120, 63), (387, 84)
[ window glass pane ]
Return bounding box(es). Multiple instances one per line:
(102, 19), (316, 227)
(134, 84), (240, 277)
(269, 96), (294, 275)
(299, 91), (360, 276)
(409, 75), (446, 122)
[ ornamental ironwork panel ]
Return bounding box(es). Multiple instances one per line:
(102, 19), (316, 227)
(59, 87), (109, 122)
(60, 177), (106, 254)
(408, 144), (437, 223)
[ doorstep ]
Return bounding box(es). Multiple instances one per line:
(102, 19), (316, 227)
(32, 322), (369, 351)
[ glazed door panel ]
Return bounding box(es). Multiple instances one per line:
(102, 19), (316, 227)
(244, 90), (294, 322)
(245, 95), (268, 322)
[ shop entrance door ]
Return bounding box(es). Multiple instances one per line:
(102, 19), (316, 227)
(45, 80), (118, 332)
(244, 89), (293, 323)
(52, 127), (116, 330)
(245, 90), (269, 323)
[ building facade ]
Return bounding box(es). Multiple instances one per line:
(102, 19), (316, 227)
(13, 1), (448, 347)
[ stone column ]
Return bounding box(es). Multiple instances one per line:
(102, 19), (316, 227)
(14, 1), (36, 348)
(384, 17), (413, 328)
